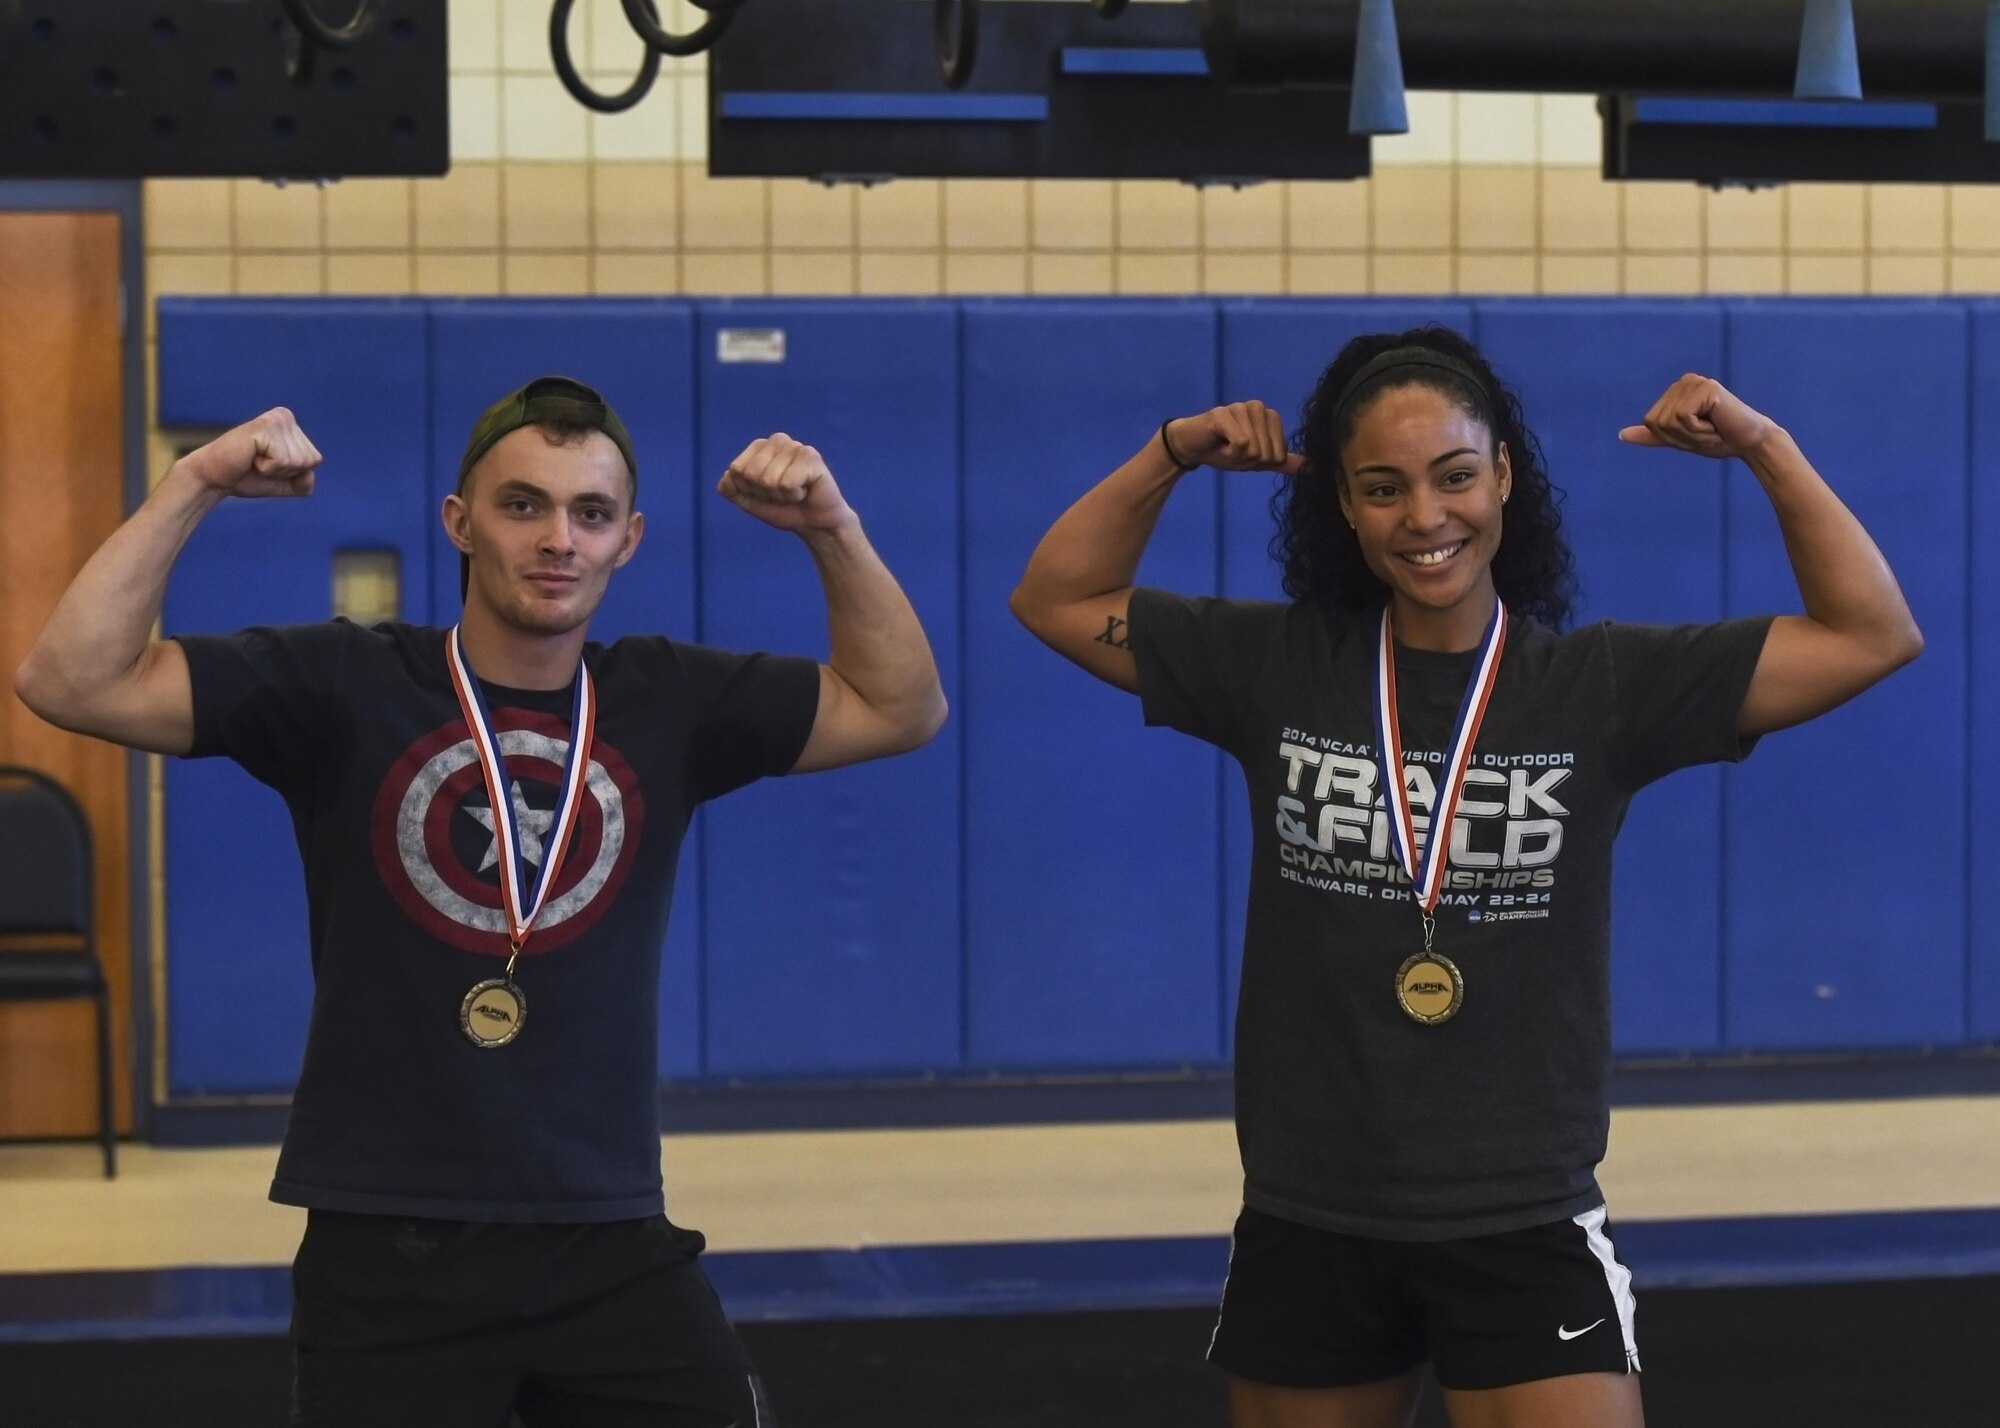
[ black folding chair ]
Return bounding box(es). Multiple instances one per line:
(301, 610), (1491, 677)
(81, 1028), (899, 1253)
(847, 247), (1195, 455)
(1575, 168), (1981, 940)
(0, 766), (116, 1176)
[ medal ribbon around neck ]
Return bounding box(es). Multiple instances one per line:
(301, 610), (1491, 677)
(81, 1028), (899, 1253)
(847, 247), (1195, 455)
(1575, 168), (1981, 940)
(445, 626), (597, 964)
(1371, 601), (1509, 916)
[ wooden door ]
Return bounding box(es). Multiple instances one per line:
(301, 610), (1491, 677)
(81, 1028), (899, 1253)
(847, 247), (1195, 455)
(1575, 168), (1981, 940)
(0, 212), (132, 1138)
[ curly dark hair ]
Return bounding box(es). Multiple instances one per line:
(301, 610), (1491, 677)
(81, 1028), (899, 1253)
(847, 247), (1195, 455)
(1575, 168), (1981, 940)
(1272, 325), (1578, 631)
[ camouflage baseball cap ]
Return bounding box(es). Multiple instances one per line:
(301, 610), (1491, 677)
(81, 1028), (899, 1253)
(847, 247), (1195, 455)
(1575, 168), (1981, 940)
(456, 375), (637, 494)
(455, 376), (637, 599)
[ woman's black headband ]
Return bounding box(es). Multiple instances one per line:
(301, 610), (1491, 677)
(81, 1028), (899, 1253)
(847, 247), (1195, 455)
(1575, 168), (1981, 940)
(1329, 346), (1494, 432)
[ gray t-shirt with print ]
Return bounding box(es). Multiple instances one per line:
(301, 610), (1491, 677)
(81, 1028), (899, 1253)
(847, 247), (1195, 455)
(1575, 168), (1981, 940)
(1130, 589), (1772, 1241)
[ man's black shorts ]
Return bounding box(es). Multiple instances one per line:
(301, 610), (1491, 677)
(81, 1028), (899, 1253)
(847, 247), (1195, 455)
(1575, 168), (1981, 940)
(1207, 1203), (1640, 1392)
(291, 1210), (772, 1428)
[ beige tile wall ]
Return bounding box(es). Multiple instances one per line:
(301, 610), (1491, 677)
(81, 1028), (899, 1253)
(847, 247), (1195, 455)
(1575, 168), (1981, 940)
(144, 162), (2000, 306)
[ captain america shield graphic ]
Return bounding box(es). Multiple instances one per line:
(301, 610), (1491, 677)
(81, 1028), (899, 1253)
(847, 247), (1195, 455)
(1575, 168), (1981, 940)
(371, 709), (645, 957)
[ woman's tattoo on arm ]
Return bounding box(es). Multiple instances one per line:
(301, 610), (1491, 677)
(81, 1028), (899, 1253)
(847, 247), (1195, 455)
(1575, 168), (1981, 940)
(1095, 616), (1132, 651)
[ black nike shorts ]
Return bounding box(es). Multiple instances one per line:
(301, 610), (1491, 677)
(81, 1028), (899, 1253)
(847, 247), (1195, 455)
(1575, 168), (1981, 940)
(290, 1210), (773, 1428)
(1206, 1203), (1640, 1392)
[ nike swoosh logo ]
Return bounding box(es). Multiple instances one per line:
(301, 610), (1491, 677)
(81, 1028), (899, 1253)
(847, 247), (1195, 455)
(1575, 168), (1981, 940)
(1558, 1319), (1606, 1341)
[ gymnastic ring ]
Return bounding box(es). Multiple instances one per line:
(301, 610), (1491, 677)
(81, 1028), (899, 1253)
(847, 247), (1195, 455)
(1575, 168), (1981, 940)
(620, 0), (736, 58)
(280, 0), (378, 50)
(551, 0), (662, 113)
(937, 0), (979, 89)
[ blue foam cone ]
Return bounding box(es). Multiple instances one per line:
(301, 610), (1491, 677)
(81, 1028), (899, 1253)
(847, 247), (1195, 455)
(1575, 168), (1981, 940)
(1348, 0), (1409, 136)
(1795, 0), (1863, 102)
(1987, 1), (2000, 140)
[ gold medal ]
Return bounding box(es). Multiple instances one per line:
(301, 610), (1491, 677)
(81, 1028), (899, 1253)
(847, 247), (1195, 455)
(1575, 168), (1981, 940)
(445, 627), (597, 1050)
(461, 978), (527, 1048)
(1373, 604), (1507, 1033)
(1395, 951), (1464, 1025)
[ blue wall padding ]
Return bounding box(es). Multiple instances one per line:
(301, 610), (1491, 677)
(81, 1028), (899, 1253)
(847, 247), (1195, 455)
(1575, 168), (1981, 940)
(1722, 302), (1969, 1049)
(1965, 306), (2000, 1040)
(162, 753), (314, 1089)
(153, 294), (1984, 1095)
(960, 301), (1226, 1070)
(1215, 300), (1476, 1049)
(425, 299), (705, 1078)
(1476, 300), (1730, 1053)
(695, 302), (965, 1076)
(156, 299), (431, 1093)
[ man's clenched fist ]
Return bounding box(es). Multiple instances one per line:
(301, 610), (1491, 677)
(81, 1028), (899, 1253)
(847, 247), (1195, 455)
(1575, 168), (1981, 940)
(717, 433), (855, 535)
(179, 407), (322, 499)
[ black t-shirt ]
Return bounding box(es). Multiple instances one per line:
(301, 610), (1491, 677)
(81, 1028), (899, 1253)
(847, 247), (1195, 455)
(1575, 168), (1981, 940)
(1130, 590), (1773, 1240)
(177, 621), (819, 1222)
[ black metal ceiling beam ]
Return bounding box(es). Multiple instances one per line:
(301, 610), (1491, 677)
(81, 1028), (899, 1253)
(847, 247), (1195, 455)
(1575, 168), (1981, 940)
(712, 0), (1370, 182)
(1206, 0), (1988, 99)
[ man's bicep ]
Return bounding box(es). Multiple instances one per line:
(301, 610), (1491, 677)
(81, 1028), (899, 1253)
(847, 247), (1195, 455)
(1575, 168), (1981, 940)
(52, 639), (197, 755)
(790, 667), (880, 773)
(1014, 589), (1140, 695)
(793, 661), (956, 773)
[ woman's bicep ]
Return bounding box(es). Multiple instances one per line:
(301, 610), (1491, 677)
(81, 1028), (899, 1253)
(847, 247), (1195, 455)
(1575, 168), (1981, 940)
(1737, 613), (1910, 737)
(1010, 587), (1140, 695)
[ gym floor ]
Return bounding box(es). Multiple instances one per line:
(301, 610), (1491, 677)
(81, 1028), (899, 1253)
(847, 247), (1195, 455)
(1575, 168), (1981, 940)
(6, 1096), (2000, 1426)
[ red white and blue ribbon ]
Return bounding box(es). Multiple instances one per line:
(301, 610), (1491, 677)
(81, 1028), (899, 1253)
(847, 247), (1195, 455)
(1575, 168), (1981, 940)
(1370, 602), (1508, 913)
(446, 626), (597, 954)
